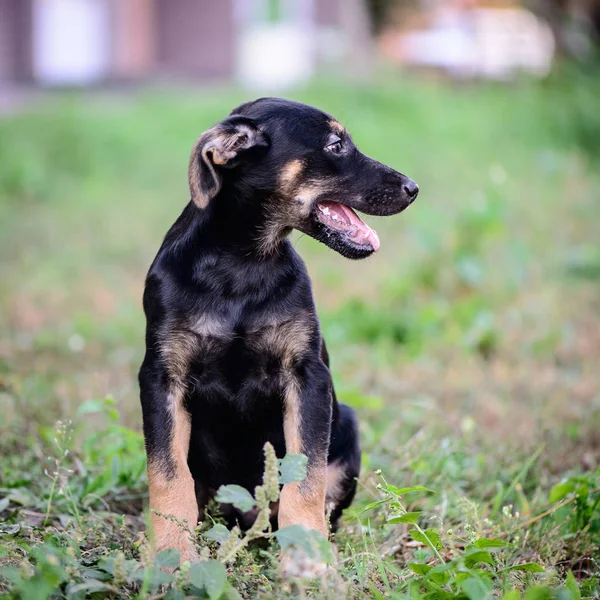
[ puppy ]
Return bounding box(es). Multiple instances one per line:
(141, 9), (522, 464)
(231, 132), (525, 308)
(138, 98), (418, 562)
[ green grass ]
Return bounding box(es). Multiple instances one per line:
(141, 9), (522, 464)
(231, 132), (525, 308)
(0, 70), (599, 599)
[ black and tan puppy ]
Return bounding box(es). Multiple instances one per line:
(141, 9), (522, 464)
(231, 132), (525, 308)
(138, 98), (418, 563)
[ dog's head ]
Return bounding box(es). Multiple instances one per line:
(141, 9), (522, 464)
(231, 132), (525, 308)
(189, 98), (418, 259)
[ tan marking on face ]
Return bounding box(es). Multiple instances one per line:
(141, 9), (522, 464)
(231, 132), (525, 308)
(278, 466), (328, 536)
(147, 389), (199, 563)
(293, 182), (328, 216)
(329, 120), (345, 136)
(258, 179), (322, 256)
(279, 159), (304, 192)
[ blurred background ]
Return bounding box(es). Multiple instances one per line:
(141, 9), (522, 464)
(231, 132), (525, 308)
(0, 0), (598, 88)
(1, 0), (600, 89)
(0, 0), (599, 591)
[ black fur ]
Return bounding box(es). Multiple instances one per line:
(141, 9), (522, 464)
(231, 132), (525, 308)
(139, 98), (418, 534)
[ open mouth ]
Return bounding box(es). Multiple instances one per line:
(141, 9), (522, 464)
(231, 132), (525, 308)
(316, 201), (380, 252)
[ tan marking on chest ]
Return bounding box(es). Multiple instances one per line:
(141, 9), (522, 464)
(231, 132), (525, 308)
(160, 315), (230, 382)
(160, 329), (200, 382)
(248, 317), (312, 369)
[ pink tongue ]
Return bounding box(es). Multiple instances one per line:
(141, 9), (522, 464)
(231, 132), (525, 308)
(328, 203), (380, 252)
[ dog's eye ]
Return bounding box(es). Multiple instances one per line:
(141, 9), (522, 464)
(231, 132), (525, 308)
(327, 140), (343, 154)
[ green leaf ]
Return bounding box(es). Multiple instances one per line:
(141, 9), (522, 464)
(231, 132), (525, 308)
(565, 571), (581, 600)
(77, 399), (104, 416)
(367, 587), (386, 600)
(409, 528), (442, 550)
(523, 586), (553, 600)
(500, 591), (521, 600)
(274, 524), (330, 561)
(155, 548), (180, 569)
(274, 524), (312, 551)
(215, 484), (255, 512)
(387, 511), (421, 525)
(386, 484), (435, 496)
(461, 576), (493, 600)
(223, 583), (244, 600)
(503, 562), (545, 573)
(354, 498), (390, 516)
(278, 453), (308, 484)
(79, 568), (111, 581)
(428, 569), (452, 585)
(66, 580), (111, 595)
(464, 550), (495, 568)
(407, 562), (432, 576)
(470, 537), (514, 550)
(549, 481), (575, 503)
(189, 560), (227, 600)
(204, 524), (231, 543)
(153, 568), (175, 587)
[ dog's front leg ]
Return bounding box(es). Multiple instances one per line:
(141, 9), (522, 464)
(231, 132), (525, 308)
(279, 359), (332, 537)
(139, 360), (199, 562)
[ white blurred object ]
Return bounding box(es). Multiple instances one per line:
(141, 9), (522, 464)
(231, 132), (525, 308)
(33, 0), (110, 85)
(237, 23), (315, 90)
(395, 7), (555, 79)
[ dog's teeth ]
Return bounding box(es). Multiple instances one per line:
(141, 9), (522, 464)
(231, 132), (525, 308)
(321, 206), (330, 216)
(332, 214), (339, 221)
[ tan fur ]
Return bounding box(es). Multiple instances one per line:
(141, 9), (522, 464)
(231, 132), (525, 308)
(278, 323), (328, 537)
(258, 179), (331, 255)
(279, 467), (328, 536)
(279, 159), (304, 191)
(258, 158), (334, 256)
(329, 120), (345, 136)
(283, 379), (302, 455)
(160, 315), (230, 382)
(189, 123), (258, 209)
(160, 328), (200, 382)
(250, 317), (312, 369)
(148, 389), (199, 562)
(325, 460), (346, 509)
(256, 212), (291, 256)
(188, 132), (219, 210)
(293, 182), (328, 216)
(190, 314), (229, 338)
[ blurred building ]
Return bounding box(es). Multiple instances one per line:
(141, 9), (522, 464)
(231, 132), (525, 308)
(0, 0), (360, 88)
(379, 0), (556, 79)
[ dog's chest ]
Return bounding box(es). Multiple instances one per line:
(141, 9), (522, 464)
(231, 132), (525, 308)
(162, 312), (314, 398)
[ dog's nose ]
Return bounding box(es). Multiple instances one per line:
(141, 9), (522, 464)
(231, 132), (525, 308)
(403, 179), (419, 201)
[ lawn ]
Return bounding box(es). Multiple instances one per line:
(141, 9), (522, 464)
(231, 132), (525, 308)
(0, 71), (599, 599)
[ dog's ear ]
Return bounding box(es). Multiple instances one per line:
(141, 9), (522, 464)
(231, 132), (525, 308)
(188, 116), (269, 209)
